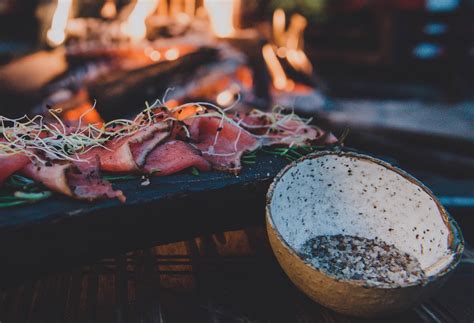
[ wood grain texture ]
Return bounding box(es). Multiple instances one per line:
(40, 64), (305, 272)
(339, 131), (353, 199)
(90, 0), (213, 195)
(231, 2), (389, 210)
(0, 227), (471, 323)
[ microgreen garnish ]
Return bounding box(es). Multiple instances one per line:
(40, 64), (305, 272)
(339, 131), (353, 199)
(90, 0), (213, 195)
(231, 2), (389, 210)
(102, 174), (140, 182)
(0, 175), (52, 208)
(14, 191), (52, 200)
(242, 151), (257, 165)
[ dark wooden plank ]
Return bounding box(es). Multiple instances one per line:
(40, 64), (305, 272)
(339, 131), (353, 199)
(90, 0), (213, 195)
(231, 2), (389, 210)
(115, 255), (128, 323)
(0, 229), (472, 323)
(85, 266), (99, 323)
(143, 249), (162, 323)
(64, 269), (82, 323)
(15, 281), (35, 323)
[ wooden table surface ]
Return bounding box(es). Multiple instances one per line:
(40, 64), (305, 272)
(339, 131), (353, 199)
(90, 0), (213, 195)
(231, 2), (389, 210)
(0, 226), (472, 323)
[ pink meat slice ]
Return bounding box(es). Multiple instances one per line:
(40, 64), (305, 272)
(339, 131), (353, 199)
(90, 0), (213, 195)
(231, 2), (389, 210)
(143, 140), (211, 176)
(82, 121), (171, 172)
(21, 157), (125, 202)
(0, 153), (30, 186)
(187, 117), (260, 174)
(238, 111), (338, 146)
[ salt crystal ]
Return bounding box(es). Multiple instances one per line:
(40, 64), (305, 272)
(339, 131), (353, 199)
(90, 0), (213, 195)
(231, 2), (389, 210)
(300, 235), (425, 286)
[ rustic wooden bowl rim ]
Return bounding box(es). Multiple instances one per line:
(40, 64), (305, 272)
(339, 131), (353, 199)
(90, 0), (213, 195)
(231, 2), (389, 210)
(266, 150), (464, 289)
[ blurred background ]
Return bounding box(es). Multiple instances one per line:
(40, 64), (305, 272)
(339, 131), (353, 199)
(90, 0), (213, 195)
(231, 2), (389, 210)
(0, 1), (472, 321)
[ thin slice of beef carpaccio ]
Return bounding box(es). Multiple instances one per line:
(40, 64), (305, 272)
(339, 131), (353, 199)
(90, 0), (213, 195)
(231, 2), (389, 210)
(83, 121), (171, 172)
(187, 117), (260, 174)
(68, 157), (125, 202)
(21, 157), (125, 202)
(143, 140), (211, 176)
(237, 110), (338, 146)
(0, 153), (30, 186)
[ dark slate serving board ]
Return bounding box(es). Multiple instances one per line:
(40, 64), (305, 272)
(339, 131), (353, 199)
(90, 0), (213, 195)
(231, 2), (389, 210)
(0, 154), (288, 278)
(0, 154), (287, 230)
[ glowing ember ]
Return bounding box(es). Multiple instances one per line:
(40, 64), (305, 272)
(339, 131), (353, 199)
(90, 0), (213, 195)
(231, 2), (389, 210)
(149, 50), (161, 62)
(121, 0), (159, 41)
(164, 48), (180, 61)
(236, 66), (253, 89)
(273, 8), (286, 47)
(144, 46), (162, 62)
(157, 0), (168, 16)
(276, 46), (287, 58)
(262, 44), (289, 91)
(287, 49), (313, 75)
(165, 100), (179, 109)
(176, 12), (191, 25)
(170, 0), (181, 16)
(100, 0), (117, 19)
(184, 0), (196, 18)
(270, 9), (314, 77)
(204, 0), (239, 38)
(216, 90), (234, 106)
(62, 102), (103, 126)
(46, 0), (73, 47)
(286, 13), (307, 50)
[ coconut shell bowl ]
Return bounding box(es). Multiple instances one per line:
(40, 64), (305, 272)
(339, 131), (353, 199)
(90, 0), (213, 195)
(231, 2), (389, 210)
(266, 151), (464, 318)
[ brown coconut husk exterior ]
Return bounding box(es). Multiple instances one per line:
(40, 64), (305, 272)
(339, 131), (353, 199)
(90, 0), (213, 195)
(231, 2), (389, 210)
(266, 151), (464, 318)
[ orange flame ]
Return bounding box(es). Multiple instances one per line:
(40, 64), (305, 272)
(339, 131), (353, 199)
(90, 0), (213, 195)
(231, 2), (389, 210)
(63, 102), (104, 126)
(203, 0), (239, 38)
(286, 13), (307, 50)
(273, 8), (286, 47)
(101, 0), (117, 19)
(121, 0), (159, 41)
(287, 49), (313, 75)
(271, 9), (313, 77)
(46, 0), (73, 47)
(164, 47), (180, 60)
(184, 0), (196, 18)
(262, 44), (294, 91)
(157, 0), (168, 16)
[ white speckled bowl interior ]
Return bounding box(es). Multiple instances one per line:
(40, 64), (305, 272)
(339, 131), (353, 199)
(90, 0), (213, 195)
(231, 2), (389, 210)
(269, 152), (459, 283)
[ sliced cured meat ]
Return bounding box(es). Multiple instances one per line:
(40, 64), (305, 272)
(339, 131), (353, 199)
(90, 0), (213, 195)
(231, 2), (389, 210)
(68, 157), (125, 202)
(187, 117), (260, 174)
(129, 127), (171, 167)
(83, 121), (171, 172)
(21, 162), (71, 195)
(0, 153), (30, 186)
(21, 157), (125, 202)
(143, 140), (211, 176)
(237, 110), (338, 146)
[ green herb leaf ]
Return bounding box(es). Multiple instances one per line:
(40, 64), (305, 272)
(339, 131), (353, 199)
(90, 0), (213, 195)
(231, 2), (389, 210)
(0, 200), (29, 207)
(102, 174), (139, 182)
(5, 174), (36, 189)
(14, 191), (52, 200)
(190, 167), (200, 176)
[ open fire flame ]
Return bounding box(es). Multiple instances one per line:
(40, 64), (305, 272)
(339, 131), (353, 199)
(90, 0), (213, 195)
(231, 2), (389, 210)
(203, 0), (239, 38)
(263, 8), (313, 91)
(121, 0), (159, 41)
(46, 0), (242, 45)
(101, 0), (117, 19)
(262, 44), (293, 91)
(47, 0), (73, 47)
